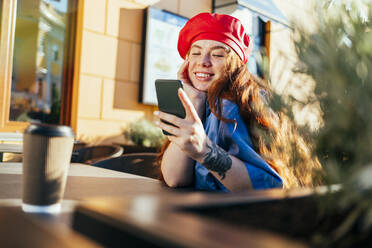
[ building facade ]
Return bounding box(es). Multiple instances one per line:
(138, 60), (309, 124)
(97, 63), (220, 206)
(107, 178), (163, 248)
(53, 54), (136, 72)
(0, 0), (316, 141)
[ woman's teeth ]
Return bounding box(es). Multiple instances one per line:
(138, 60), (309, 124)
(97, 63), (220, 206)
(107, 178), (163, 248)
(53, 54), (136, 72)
(195, 73), (212, 78)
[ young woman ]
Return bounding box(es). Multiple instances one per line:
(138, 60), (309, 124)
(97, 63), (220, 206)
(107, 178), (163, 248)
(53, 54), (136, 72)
(154, 13), (322, 192)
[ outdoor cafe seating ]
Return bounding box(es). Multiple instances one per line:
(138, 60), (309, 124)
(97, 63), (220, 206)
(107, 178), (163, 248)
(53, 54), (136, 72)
(0, 132), (23, 162)
(92, 152), (160, 179)
(70, 145), (124, 164)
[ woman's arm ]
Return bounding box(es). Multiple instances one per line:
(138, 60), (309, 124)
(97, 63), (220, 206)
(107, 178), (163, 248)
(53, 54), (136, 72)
(199, 139), (252, 192)
(156, 89), (253, 192)
(160, 142), (194, 187)
(160, 59), (206, 188)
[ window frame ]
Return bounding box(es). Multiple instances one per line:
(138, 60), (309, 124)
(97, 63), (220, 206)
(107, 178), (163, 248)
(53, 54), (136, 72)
(0, 0), (78, 131)
(61, 0), (79, 126)
(0, 0), (21, 131)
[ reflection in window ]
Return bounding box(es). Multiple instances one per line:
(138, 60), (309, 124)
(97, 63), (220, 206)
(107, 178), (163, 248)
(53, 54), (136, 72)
(10, 0), (69, 124)
(221, 6), (267, 78)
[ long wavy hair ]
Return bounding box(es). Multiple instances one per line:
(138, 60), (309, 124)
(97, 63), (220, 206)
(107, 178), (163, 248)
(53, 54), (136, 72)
(159, 51), (322, 188)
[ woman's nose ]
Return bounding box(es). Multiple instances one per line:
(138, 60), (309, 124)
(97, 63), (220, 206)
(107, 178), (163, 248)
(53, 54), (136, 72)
(199, 54), (212, 67)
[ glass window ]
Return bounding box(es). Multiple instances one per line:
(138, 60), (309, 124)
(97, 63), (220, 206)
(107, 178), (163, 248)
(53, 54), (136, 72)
(248, 16), (266, 78)
(214, 5), (268, 78)
(10, 0), (69, 124)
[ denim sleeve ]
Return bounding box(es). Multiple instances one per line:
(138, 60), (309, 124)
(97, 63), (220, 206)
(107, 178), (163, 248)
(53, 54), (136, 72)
(219, 103), (283, 190)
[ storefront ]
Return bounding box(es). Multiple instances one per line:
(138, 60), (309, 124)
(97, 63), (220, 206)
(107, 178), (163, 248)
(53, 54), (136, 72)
(0, 0), (312, 140)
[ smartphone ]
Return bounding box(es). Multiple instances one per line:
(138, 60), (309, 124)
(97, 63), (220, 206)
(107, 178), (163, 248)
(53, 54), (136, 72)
(155, 79), (186, 135)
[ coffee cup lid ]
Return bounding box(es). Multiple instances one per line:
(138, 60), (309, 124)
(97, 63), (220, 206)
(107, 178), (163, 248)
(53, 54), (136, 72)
(25, 123), (74, 137)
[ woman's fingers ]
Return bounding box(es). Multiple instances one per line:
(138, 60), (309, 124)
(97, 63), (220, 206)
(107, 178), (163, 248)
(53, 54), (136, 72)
(177, 61), (187, 78)
(155, 111), (184, 127)
(156, 120), (182, 137)
(178, 88), (200, 122)
(177, 60), (192, 85)
(154, 110), (192, 136)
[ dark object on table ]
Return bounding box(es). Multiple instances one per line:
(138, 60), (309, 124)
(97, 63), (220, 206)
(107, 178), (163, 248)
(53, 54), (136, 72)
(71, 145), (123, 164)
(92, 153), (159, 179)
(72, 191), (309, 248)
(73, 186), (372, 248)
(0, 206), (99, 247)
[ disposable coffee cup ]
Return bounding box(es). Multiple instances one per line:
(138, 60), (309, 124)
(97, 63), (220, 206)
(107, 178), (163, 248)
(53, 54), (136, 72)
(22, 123), (74, 214)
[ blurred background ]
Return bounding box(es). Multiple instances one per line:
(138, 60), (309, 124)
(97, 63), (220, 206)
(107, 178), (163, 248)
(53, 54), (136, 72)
(0, 0), (314, 145)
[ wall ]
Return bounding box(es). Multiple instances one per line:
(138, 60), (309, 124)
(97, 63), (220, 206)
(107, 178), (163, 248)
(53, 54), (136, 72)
(74, 0), (211, 142)
(74, 0), (319, 142)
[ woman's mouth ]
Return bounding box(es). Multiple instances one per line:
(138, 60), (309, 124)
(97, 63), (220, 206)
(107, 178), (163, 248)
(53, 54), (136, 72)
(194, 72), (214, 81)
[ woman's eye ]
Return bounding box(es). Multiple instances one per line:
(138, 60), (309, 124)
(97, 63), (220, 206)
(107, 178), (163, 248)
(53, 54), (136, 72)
(191, 52), (200, 56)
(212, 54), (224, 57)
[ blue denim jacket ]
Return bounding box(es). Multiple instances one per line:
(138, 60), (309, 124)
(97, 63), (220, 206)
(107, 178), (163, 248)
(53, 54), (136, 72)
(194, 99), (283, 192)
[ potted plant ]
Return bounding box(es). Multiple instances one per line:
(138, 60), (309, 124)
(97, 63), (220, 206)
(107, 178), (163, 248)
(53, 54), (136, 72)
(122, 118), (166, 153)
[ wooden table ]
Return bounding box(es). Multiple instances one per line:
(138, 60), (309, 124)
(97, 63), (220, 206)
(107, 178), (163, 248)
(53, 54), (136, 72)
(0, 162), (167, 226)
(0, 162), (166, 247)
(0, 162), (165, 208)
(0, 162), (312, 248)
(0, 165), (168, 227)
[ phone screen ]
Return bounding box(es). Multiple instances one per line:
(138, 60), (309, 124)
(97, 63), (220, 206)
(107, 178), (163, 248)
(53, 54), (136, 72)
(155, 79), (186, 135)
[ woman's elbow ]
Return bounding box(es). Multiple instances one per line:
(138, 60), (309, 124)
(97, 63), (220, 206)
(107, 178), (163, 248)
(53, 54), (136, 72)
(163, 176), (192, 188)
(165, 179), (181, 188)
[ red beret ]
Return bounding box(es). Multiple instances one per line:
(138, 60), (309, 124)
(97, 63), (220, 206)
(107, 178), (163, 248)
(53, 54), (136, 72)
(178, 13), (250, 63)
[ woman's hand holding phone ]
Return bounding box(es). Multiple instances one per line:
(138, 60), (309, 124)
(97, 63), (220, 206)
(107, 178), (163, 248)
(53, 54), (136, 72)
(155, 88), (210, 163)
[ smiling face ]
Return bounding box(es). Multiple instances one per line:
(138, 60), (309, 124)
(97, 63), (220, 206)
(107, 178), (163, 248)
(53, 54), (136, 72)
(187, 40), (231, 92)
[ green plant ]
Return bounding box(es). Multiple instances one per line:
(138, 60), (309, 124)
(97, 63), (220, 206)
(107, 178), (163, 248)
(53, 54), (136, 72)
(275, 0), (372, 246)
(294, 2), (372, 180)
(123, 118), (166, 148)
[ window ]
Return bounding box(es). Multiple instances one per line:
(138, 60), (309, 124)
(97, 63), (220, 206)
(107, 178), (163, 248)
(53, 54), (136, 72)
(248, 15), (267, 78)
(9, 0), (72, 124)
(213, 0), (288, 78)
